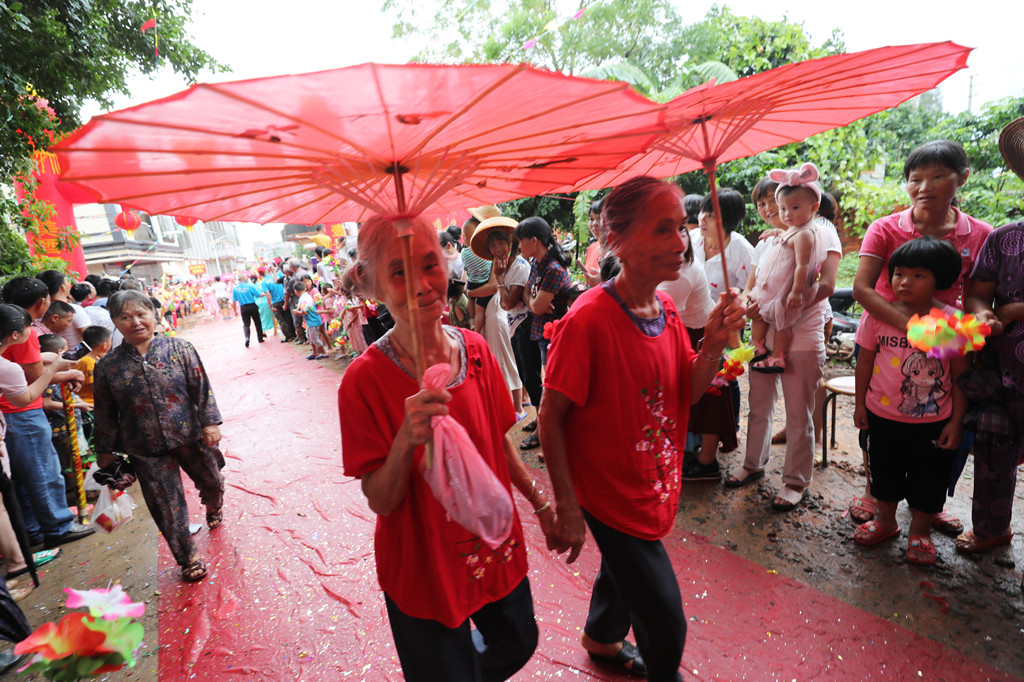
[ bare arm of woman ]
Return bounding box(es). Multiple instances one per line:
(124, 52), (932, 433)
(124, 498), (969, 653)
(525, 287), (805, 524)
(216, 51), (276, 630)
(527, 289), (555, 316)
(538, 388), (586, 563)
(3, 357), (74, 408)
(853, 255), (908, 331)
(689, 291), (746, 403)
(786, 229), (814, 307)
(502, 434), (555, 540)
(812, 251), (840, 305)
(360, 387), (451, 516)
(964, 280), (1004, 333)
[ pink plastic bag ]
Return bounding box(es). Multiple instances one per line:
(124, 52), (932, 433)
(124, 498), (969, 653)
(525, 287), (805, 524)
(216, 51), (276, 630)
(419, 363), (514, 548)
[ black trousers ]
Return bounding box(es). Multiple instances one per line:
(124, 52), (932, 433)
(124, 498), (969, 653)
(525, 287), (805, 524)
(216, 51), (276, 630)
(271, 301), (294, 339)
(384, 577), (537, 682)
(512, 321), (542, 408)
(239, 302), (264, 342)
(583, 510), (686, 682)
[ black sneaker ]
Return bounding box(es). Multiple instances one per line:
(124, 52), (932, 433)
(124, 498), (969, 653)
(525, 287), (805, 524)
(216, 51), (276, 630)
(44, 522), (96, 549)
(681, 458), (722, 482)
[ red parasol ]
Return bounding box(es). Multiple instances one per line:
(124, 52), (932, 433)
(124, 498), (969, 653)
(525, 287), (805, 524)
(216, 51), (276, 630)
(571, 42), (972, 291)
(51, 63), (667, 465)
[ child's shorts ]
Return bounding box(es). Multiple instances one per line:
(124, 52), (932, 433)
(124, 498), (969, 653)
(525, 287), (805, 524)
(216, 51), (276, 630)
(466, 280), (494, 311)
(865, 410), (955, 514)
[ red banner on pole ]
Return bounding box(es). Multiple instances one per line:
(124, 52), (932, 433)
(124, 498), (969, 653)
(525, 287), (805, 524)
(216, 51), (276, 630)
(16, 151), (89, 278)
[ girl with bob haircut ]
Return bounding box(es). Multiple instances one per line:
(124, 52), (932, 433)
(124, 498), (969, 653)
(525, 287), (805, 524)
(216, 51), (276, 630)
(853, 236), (968, 566)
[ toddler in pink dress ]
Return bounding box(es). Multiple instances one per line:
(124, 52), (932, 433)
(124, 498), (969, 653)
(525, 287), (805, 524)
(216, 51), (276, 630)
(749, 162), (824, 372)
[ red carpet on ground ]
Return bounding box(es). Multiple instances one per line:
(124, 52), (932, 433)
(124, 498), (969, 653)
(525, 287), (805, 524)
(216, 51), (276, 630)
(156, 320), (1010, 680)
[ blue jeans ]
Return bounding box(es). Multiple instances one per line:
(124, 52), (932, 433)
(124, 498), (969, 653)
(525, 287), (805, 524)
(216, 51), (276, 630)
(3, 409), (74, 542)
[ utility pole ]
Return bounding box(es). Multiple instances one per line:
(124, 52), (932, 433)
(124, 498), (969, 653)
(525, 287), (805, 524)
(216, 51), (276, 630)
(967, 75), (974, 114)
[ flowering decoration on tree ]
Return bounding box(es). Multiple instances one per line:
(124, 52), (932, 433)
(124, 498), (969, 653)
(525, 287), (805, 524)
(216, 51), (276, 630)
(906, 308), (990, 359)
(14, 586), (145, 680)
(707, 345), (755, 395)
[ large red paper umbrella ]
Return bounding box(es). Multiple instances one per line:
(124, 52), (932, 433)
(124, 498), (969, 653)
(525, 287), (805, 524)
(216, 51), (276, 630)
(51, 62), (665, 226)
(51, 62), (666, 410)
(571, 41), (972, 290)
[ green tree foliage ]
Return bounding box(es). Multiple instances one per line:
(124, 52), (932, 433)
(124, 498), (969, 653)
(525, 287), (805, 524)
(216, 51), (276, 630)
(386, 0), (688, 82)
(0, 0), (223, 276)
(680, 5), (845, 77)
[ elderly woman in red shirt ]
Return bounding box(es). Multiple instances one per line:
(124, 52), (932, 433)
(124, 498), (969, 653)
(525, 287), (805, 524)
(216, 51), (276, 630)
(540, 176), (745, 680)
(338, 215), (557, 681)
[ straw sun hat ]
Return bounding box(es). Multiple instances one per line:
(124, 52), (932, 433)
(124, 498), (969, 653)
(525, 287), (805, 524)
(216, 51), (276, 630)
(467, 205), (501, 224)
(999, 116), (1024, 181)
(470, 216), (519, 260)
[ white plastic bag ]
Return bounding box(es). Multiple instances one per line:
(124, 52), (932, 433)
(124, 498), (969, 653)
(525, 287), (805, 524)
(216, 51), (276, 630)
(93, 487), (136, 533)
(419, 363), (514, 548)
(83, 462), (101, 492)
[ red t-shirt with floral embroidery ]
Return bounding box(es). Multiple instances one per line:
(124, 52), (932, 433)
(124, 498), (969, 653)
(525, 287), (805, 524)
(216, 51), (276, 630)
(339, 328), (527, 628)
(544, 286), (693, 541)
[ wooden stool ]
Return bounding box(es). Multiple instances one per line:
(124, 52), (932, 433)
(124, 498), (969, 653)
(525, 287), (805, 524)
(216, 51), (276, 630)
(821, 375), (856, 467)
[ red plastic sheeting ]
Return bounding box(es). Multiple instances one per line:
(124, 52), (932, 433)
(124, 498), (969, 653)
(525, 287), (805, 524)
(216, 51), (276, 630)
(158, 321), (1011, 680)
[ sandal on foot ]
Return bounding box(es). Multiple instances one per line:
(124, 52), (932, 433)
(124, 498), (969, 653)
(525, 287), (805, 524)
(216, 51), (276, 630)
(522, 420), (538, 433)
(9, 585), (32, 602)
(932, 510), (964, 536)
(724, 467), (765, 488)
(206, 508), (223, 530)
(955, 529), (1013, 554)
(854, 520), (900, 546)
(849, 496), (878, 523)
(906, 535), (937, 565)
(520, 434), (540, 450)
(771, 485), (805, 512)
(181, 558), (207, 583)
(587, 640), (646, 676)
(751, 356), (786, 373)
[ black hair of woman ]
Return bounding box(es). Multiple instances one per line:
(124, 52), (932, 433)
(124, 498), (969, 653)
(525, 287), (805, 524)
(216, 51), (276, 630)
(699, 189), (746, 234)
(515, 216), (572, 268)
(903, 140), (970, 179)
(0, 303), (31, 341)
(684, 194), (703, 226)
(887, 236), (962, 290)
(818, 192), (837, 223)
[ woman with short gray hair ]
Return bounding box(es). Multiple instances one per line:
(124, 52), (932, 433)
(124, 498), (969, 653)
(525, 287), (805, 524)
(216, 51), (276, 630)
(93, 290), (226, 582)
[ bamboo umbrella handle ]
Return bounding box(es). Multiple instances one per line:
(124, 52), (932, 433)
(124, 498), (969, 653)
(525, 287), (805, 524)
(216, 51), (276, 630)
(60, 383), (89, 523)
(399, 232), (434, 470)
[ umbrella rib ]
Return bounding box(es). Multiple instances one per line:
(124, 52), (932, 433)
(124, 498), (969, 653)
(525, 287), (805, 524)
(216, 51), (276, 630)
(81, 114), (358, 163)
(200, 82), (392, 169)
(60, 145), (342, 165)
(422, 78), (656, 152)
(402, 64), (529, 162)
(60, 165), (323, 183)
(93, 175), (314, 206)
(136, 179), (326, 217)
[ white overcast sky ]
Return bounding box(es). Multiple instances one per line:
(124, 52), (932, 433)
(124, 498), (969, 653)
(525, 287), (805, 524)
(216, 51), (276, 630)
(80, 0), (1023, 243)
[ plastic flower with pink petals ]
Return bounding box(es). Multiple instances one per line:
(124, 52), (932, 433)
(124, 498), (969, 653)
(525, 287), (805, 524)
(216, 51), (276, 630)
(63, 585), (145, 621)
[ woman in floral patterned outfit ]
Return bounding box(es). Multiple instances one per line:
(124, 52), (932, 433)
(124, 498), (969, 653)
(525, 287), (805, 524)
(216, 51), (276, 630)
(338, 215), (557, 681)
(93, 290), (225, 583)
(540, 177), (745, 681)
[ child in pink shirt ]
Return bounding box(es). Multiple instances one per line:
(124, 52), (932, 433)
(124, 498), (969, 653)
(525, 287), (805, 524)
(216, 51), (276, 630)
(853, 236), (968, 566)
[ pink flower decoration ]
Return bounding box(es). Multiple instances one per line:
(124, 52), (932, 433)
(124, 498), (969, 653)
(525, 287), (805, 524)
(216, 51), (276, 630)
(63, 585), (145, 622)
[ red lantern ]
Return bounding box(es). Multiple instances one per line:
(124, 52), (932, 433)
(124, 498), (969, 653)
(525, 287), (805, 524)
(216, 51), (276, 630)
(175, 216), (198, 232)
(114, 209), (141, 234)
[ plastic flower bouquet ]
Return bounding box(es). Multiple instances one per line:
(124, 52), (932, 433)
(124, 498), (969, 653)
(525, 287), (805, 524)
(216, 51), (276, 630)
(15, 585), (145, 681)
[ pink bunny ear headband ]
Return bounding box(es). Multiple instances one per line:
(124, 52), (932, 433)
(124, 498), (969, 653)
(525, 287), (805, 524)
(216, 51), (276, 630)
(769, 162), (821, 202)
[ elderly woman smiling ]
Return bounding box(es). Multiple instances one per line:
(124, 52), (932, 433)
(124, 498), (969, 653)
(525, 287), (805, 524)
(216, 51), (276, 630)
(93, 290), (225, 583)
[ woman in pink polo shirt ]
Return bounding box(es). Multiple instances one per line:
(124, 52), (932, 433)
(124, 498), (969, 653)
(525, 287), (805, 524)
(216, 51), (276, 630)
(851, 140), (993, 528)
